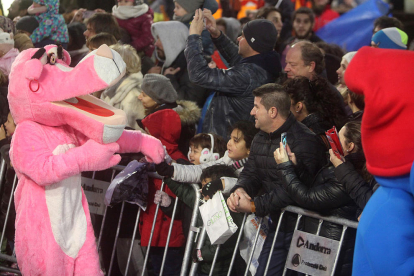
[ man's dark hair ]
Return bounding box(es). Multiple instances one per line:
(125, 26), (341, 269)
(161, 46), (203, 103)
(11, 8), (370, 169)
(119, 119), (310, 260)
(292, 7), (315, 25)
(230, 120), (259, 149)
(252, 83), (291, 118)
(86, 13), (121, 40)
(347, 89), (365, 110)
(256, 7), (283, 22)
(200, 164), (236, 183)
(298, 41), (325, 75)
(373, 16), (404, 32)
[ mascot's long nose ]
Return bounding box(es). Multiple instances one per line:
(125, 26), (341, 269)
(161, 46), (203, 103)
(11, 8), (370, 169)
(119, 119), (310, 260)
(96, 44), (113, 59)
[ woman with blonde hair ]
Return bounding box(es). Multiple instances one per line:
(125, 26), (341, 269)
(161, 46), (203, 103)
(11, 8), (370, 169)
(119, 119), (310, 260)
(101, 43), (145, 130)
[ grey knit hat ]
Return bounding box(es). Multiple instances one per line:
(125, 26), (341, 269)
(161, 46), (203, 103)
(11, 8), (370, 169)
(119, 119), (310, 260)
(175, 0), (204, 14)
(141, 74), (178, 104)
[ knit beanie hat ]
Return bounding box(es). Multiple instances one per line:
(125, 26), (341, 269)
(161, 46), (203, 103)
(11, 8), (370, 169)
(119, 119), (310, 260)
(175, 0), (203, 14)
(141, 74), (178, 104)
(0, 16), (15, 35)
(342, 51), (357, 64)
(344, 46), (414, 177)
(16, 16), (40, 35)
(371, 27), (407, 50)
(243, 19), (277, 54)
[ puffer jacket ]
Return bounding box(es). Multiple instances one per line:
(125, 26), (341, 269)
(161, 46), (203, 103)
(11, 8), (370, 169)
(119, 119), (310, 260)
(334, 152), (378, 211)
(114, 7), (155, 57)
(185, 33), (282, 139)
(165, 51), (209, 108)
(231, 113), (327, 228)
(277, 162), (358, 276)
(164, 178), (244, 275)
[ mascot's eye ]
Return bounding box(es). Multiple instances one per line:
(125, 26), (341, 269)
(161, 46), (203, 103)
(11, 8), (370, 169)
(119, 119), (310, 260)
(47, 53), (56, 65)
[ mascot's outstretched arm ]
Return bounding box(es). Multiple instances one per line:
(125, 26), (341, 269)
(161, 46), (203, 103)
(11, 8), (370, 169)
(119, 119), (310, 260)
(117, 129), (164, 163)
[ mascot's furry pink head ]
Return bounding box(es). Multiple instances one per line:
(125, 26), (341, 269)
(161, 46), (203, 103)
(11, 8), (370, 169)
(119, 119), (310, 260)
(8, 44), (127, 144)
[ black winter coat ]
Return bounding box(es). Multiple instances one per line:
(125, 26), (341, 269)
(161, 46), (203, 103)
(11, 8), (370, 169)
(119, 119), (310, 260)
(277, 161), (358, 276)
(185, 33), (282, 139)
(232, 113), (327, 228)
(164, 50), (209, 108)
(334, 153), (378, 211)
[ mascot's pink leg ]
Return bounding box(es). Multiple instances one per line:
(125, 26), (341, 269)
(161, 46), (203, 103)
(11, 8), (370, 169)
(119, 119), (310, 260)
(15, 183), (103, 275)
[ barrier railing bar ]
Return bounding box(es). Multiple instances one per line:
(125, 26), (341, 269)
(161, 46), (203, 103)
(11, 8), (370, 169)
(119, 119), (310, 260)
(0, 174), (17, 247)
(283, 206), (358, 229)
(227, 212), (247, 276)
(0, 253), (16, 263)
(263, 210), (286, 276)
(209, 244), (220, 276)
(189, 226), (207, 276)
(316, 219), (323, 236)
(180, 184), (201, 276)
(0, 265), (21, 275)
(97, 169), (117, 250)
(282, 214), (302, 276)
(160, 197), (179, 276)
(141, 181), (166, 276)
(108, 201), (125, 276)
(244, 216), (263, 276)
(0, 158), (7, 192)
(124, 207), (142, 275)
(331, 226), (348, 276)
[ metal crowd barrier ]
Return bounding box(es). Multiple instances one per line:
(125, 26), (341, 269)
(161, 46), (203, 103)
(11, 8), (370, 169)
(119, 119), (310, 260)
(0, 157), (360, 276)
(0, 156), (21, 275)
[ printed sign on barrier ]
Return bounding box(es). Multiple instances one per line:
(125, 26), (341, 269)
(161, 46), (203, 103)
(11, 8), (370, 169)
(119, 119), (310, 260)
(81, 177), (110, 215)
(286, 230), (340, 276)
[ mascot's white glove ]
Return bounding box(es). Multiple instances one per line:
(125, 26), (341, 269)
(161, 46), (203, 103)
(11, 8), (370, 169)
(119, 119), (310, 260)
(154, 190), (172, 207)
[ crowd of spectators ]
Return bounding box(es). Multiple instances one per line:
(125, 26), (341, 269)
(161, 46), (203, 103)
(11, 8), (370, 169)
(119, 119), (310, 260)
(0, 0), (411, 275)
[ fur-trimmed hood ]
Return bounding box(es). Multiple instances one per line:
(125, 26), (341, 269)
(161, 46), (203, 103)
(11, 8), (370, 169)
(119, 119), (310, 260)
(174, 100), (200, 127)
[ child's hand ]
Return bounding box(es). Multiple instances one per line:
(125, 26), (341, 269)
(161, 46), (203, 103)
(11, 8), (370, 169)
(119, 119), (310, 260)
(154, 190), (171, 207)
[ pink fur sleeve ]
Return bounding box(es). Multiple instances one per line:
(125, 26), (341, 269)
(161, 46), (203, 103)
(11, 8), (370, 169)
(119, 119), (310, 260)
(11, 122), (120, 186)
(117, 130), (165, 164)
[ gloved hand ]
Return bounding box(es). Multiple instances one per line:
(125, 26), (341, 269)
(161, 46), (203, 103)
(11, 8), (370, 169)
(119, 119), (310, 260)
(201, 179), (223, 199)
(78, 139), (121, 171)
(140, 133), (165, 164)
(191, 248), (203, 263)
(154, 190), (172, 207)
(163, 146), (172, 164)
(155, 162), (174, 178)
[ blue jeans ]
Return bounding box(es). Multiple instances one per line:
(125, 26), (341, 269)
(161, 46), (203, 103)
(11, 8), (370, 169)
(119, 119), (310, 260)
(255, 227), (294, 276)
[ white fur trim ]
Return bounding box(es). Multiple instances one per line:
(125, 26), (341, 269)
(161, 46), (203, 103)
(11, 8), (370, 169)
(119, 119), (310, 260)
(112, 4), (149, 20)
(46, 144), (87, 258)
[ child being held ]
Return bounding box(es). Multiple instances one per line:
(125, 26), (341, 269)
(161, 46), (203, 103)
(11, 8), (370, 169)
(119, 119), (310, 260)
(27, 0), (69, 48)
(157, 164), (244, 275)
(0, 17), (19, 77)
(112, 0), (155, 57)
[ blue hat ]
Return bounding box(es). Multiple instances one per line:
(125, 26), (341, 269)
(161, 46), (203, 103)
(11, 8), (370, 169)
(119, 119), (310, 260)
(372, 27), (407, 50)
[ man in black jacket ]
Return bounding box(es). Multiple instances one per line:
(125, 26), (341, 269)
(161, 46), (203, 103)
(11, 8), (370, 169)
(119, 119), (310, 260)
(186, 9), (282, 139)
(227, 83), (326, 276)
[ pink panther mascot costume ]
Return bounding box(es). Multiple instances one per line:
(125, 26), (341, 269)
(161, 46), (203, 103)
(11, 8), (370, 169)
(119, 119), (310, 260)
(7, 44), (165, 275)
